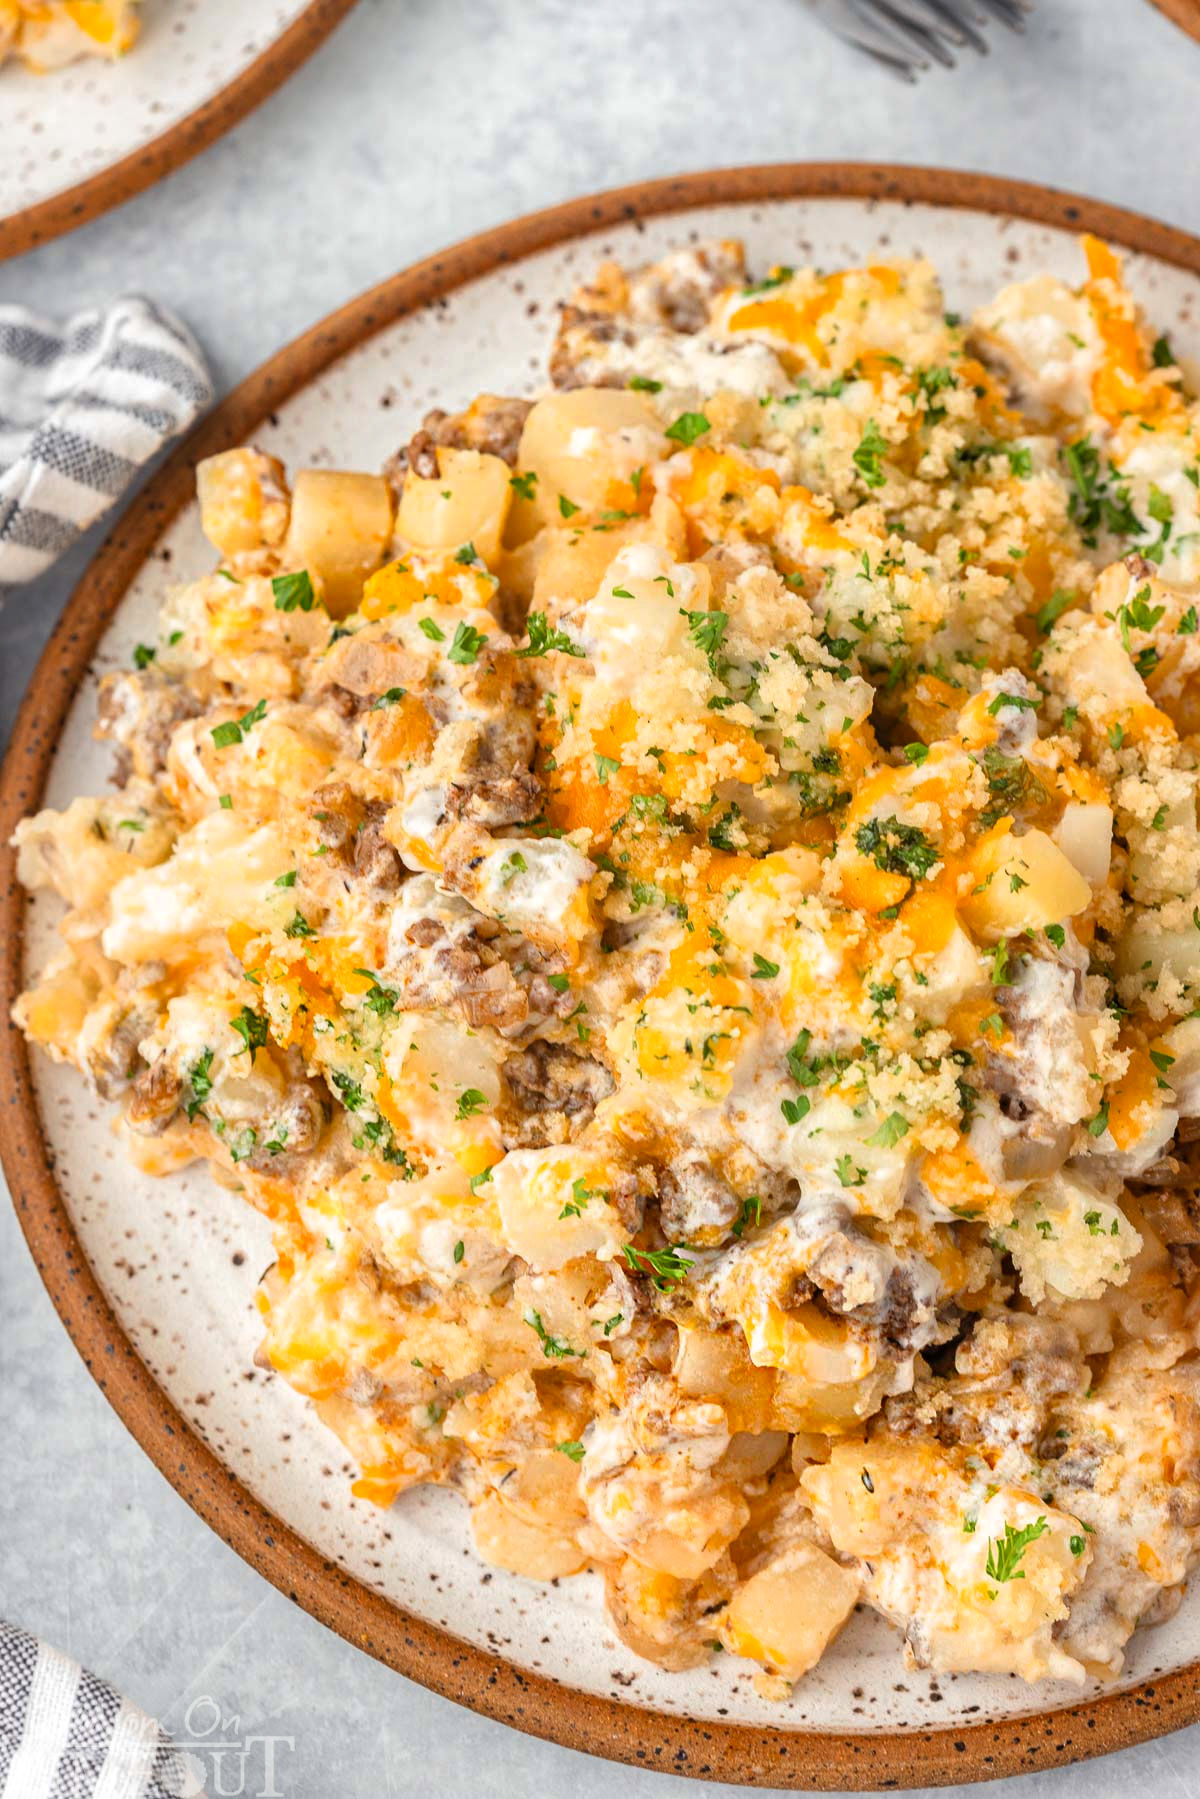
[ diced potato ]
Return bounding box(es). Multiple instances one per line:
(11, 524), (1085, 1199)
(673, 1326), (776, 1433)
(495, 532), (544, 605)
(716, 1431), (789, 1484)
(1063, 624), (1150, 713)
(603, 1561), (711, 1673)
(13, 958), (99, 1060)
(997, 1168), (1141, 1305)
(197, 447), (290, 557)
(626, 1491), (750, 1580)
(1127, 791), (1200, 903)
(471, 1490), (586, 1580)
(963, 827), (1092, 937)
(1162, 1014), (1200, 1110)
(1053, 801), (1112, 885)
(13, 794), (175, 909)
(739, 1296), (876, 1385)
(101, 813), (293, 963)
(1115, 920), (1200, 985)
(720, 1543), (859, 1681)
(492, 1147), (628, 1273)
(530, 498), (687, 611)
(489, 1448), (589, 1533)
(285, 469), (394, 617)
(771, 1366), (895, 1434)
(511, 387), (663, 534)
(397, 446), (512, 566)
(531, 515), (639, 608)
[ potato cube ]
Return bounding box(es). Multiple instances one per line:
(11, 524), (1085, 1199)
(397, 446), (512, 566)
(721, 1543), (859, 1681)
(285, 469), (394, 617)
(197, 447), (290, 556)
(963, 827), (1091, 937)
(512, 387), (663, 532)
(471, 1490), (585, 1580)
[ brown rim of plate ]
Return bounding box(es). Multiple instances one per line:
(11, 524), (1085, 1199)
(1148, 0), (1200, 42)
(0, 0), (359, 261)
(3, 163), (1200, 1789)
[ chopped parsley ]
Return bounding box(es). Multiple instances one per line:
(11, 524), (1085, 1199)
(731, 1195), (763, 1239)
(184, 1049), (214, 1120)
(517, 611), (584, 658)
(685, 608), (729, 670)
(230, 1007), (269, 1058)
(272, 570), (316, 612)
(211, 697), (267, 749)
(854, 815), (939, 881)
(524, 1308), (586, 1359)
(852, 418), (889, 489)
(448, 621), (487, 664)
(621, 1242), (695, 1290)
(985, 690), (1039, 717)
(985, 1515), (1048, 1584)
(1034, 589), (1074, 634)
(868, 1112), (910, 1149)
(1062, 438), (1142, 544)
(664, 411), (711, 446)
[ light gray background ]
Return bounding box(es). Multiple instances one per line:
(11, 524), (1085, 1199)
(4, 1), (1200, 1794)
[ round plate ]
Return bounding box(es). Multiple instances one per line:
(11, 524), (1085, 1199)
(5, 165), (1200, 1791)
(0, 0), (358, 261)
(1149, 0), (1200, 41)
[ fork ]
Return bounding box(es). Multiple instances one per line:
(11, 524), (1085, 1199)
(804, 0), (1032, 79)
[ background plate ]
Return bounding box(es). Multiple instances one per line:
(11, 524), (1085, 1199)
(4, 166), (1200, 1789)
(0, 0), (357, 259)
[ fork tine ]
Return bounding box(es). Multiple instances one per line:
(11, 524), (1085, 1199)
(904, 0), (991, 52)
(801, 0), (1030, 74)
(973, 0), (1030, 25)
(947, 0), (1028, 25)
(851, 0), (956, 66)
(806, 0), (927, 76)
(877, 0), (972, 45)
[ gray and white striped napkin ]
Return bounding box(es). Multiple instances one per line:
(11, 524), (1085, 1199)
(0, 1623), (206, 1799)
(0, 295), (213, 596)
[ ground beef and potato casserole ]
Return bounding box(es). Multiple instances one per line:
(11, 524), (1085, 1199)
(15, 235), (1200, 1695)
(0, 1), (139, 69)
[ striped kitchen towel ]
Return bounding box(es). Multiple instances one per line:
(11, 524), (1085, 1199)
(0, 295), (212, 595)
(0, 1623), (206, 1798)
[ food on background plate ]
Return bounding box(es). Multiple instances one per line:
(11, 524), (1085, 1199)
(1, 0), (139, 69)
(14, 232), (1200, 1697)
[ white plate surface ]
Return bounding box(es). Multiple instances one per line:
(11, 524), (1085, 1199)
(24, 194), (1200, 1737)
(1, 0), (315, 226)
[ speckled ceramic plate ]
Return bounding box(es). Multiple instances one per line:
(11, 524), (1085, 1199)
(0, 0), (357, 260)
(4, 166), (1200, 1790)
